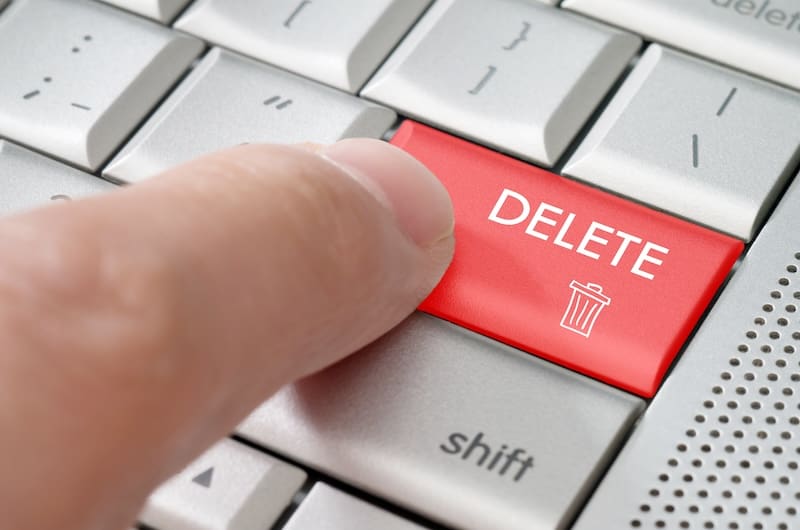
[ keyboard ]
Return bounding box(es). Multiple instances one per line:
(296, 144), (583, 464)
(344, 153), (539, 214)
(0, 0), (798, 529)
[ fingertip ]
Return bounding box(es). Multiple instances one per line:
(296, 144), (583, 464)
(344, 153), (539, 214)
(319, 138), (454, 249)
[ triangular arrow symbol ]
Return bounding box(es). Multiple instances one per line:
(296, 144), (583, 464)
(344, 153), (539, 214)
(192, 467), (214, 488)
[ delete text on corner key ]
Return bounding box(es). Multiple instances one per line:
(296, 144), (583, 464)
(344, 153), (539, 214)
(391, 121), (742, 397)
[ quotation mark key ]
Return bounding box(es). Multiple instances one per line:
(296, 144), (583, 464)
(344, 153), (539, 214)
(264, 96), (292, 110)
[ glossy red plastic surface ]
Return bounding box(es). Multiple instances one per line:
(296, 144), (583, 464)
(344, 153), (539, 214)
(392, 121), (743, 397)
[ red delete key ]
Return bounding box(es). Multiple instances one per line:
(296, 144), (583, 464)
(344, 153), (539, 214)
(392, 121), (742, 397)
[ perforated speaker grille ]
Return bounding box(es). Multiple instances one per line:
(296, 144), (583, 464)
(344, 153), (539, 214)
(628, 253), (800, 530)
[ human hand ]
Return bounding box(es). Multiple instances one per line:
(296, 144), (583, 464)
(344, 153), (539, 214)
(0, 139), (454, 530)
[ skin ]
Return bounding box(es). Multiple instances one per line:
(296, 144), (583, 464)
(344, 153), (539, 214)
(0, 139), (454, 530)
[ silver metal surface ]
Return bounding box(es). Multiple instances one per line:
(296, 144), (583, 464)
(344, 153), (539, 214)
(361, 0), (640, 166)
(0, 0), (202, 170)
(140, 438), (306, 530)
(175, 0), (431, 93)
(0, 141), (116, 215)
(573, 173), (800, 529)
(564, 45), (800, 241)
(104, 48), (395, 183)
(564, 0), (800, 91)
(239, 313), (644, 530)
(98, 0), (192, 22)
(284, 483), (426, 530)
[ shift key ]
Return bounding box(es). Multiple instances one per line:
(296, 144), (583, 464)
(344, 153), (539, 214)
(391, 121), (742, 397)
(239, 314), (643, 530)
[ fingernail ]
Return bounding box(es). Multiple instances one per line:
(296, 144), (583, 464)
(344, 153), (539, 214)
(319, 138), (454, 248)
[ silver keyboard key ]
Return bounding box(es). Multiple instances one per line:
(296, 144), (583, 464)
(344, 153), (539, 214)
(140, 438), (306, 530)
(104, 48), (395, 183)
(361, 0), (640, 166)
(0, 141), (116, 215)
(564, 45), (800, 241)
(239, 314), (643, 530)
(99, 0), (192, 23)
(573, 172), (800, 529)
(284, 483), (426, 530)
(0, 0), (202, 171)
(564, 0), (800, 91)
(175, 0), (432, 93)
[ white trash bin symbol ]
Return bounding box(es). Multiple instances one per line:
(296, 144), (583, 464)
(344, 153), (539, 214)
(560, 280), (611, 338)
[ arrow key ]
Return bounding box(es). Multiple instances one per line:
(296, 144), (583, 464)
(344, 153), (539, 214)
(139, 438), (306, 530)
(191, 466), (214, 488)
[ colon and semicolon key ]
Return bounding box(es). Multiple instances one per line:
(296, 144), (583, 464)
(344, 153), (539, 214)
(0, 0), (203, 171)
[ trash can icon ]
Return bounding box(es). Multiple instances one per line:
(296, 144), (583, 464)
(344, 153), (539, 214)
(560, 280), (611, 338)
